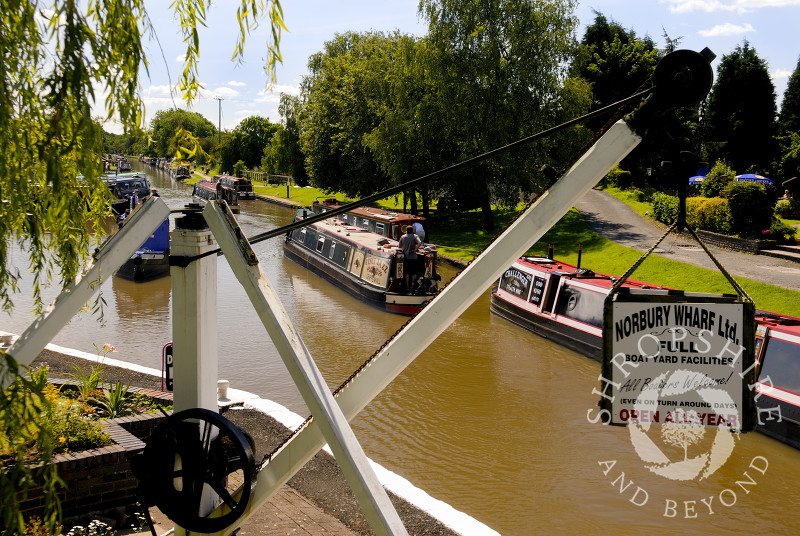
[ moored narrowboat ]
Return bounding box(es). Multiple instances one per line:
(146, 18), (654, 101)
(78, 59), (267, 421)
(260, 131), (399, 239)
(104, 172), (152, 214)
(115, 218), (170, 282)
(283, 209), (439, 315)
(490, 256), (800, 450)
(192, 180), (240, 213)
(214, 175), (255, 200)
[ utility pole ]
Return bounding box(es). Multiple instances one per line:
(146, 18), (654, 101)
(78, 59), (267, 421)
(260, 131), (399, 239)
(215, 96), (223, 143)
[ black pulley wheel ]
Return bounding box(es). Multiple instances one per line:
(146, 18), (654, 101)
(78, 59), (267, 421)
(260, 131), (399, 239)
(134, 408), (257, 533)
(653, 49), (714, 108)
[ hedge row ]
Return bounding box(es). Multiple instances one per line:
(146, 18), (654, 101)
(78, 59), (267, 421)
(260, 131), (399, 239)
(651, 193), (733, 234)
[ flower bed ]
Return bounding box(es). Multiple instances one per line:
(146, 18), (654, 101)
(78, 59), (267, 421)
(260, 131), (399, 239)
(13, 382), (173, 521)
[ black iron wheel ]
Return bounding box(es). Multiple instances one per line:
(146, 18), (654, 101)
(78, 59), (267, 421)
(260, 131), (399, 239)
(134, 408), (256, 533)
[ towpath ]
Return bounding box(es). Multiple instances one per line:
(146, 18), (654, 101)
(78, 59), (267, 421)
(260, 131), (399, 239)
(575, 188), (800, 292)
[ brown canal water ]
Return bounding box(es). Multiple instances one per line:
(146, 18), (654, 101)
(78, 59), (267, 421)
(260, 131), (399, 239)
(3, 162), (800, 535)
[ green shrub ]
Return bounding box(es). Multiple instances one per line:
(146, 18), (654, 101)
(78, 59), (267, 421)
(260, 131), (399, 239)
(775, 198), (800, 219)
(722, 181), (774, 237)
(686, 197), (732, 234)
(770, 217), (798, 243)
(700, 160), (736, 198)
(632, 186), (657, 203)
(651, 192), (679, 224)
(603, 165), (634, 189)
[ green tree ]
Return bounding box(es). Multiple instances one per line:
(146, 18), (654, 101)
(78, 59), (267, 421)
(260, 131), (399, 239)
(148, 109), (217, 158)
(705, 41), (778, 175)
(570, 12), (660, 116)
(778, 55), (800, 136)
(569, 12), (670, 185)
(300, 32), (389, 198)
(217, 116), (278, 173)
(263, 94), (308, 184)
(418, 0), (579, 229)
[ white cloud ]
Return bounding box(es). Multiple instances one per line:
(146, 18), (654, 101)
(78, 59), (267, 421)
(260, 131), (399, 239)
(698, 22), (755, 37)
(144, 84), (178, 98)
(663, 0), (800, 14)
(235, 109), (261, 118)
(210, 86), (240, 98)
(228, 80), (246, 87)
(772, 68), (792, 80)
(175, 54), (185, 63)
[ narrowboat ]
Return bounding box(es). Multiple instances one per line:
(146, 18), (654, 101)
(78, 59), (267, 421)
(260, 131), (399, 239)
(312, 198), (428, 242)
(214, 175), (255, 200)
(171, 163), (192, 180)
(490, 256), (800, 449)
(283, 208), (439, 315)
(115, 218), (170, 281)
(104, 172), (152, 214)
(192, 180), (240, 214)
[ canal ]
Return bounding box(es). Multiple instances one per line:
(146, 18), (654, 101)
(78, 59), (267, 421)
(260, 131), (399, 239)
(4, 162), (800, 535)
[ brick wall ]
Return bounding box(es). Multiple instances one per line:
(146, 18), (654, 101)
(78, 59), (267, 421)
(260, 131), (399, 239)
(15, 389), (172, 520)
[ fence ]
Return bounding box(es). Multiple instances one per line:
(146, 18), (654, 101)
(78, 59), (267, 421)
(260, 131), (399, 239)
(242, 170), (293, 187)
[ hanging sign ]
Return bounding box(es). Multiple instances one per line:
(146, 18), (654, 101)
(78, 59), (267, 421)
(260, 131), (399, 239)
(598, 289), (756, 432)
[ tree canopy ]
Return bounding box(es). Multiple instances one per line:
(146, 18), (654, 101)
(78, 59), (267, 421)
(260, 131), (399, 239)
(218, 115), (279, 173)
(419, 0), (579, 228)
(705, 41), (778, 174)
(779, 55), (800, 136)
(146, 108), (217, 158)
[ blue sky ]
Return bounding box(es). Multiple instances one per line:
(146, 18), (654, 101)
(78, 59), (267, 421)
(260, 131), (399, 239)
(122, 0), (800, 135)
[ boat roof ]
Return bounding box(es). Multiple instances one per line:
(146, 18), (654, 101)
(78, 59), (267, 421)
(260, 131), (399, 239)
(315, 199), (426, 224)
(513, 256), (669, 292)
(299, 213), (435, 255)
(103, 172), (149, 182)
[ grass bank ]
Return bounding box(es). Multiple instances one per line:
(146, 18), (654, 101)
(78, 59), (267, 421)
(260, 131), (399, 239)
(434, 208), (800, 318)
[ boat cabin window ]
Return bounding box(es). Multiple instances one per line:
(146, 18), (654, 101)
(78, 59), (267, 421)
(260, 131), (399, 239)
(361, 218), (369, 229)
(376, 223), (385, 236)
(329, 241), (349, 268)
(758, 337), (800, 394)
(392, 224), (399, 239)
(316, 237), (325, 253)
(342, 214), (349, 224)
(553, 284), (605, 328)
(302, 228), (317, 249)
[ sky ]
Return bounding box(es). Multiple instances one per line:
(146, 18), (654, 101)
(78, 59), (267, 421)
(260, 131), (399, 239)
(113, 0), (800, 135)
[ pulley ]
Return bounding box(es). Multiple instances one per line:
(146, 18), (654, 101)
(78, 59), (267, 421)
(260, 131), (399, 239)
(133, 408), (257, 534)
(653, 48), (715, 108)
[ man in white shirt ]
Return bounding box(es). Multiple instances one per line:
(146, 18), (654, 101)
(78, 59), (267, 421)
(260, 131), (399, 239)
(398, 225), (421, 293)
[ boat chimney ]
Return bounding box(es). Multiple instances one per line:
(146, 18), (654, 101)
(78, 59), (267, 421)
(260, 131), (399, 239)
(577, 243), (582, 269)
(547, 244), (554, 260)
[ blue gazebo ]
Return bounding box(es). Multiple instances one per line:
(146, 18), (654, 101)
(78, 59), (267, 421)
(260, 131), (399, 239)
(735, 173), (773, 186)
